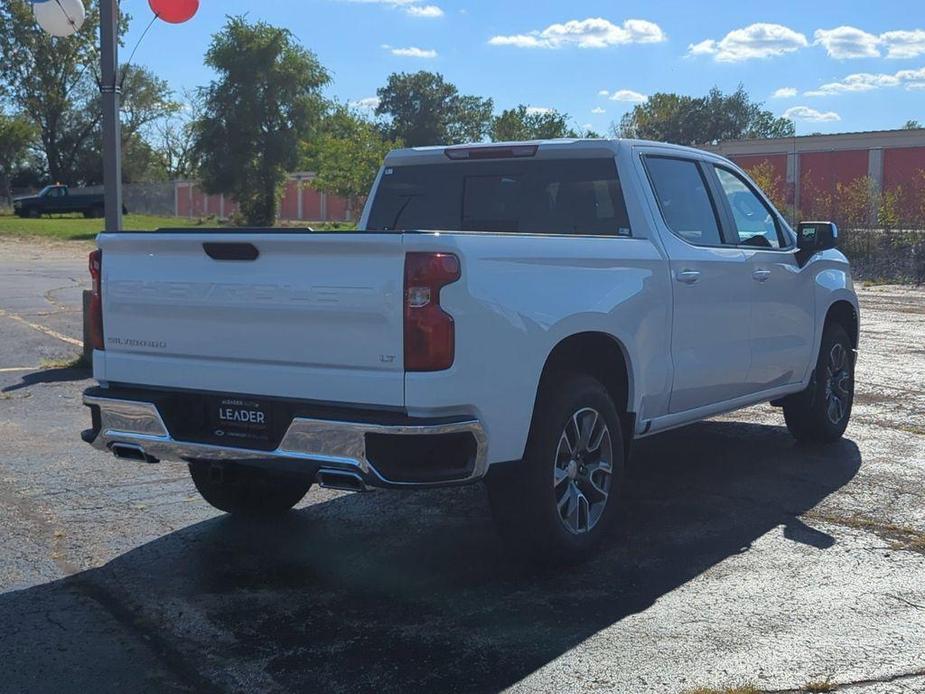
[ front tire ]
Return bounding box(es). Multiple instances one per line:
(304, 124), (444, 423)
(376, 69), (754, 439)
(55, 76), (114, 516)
(188, 461), (312, 516)
(783, 322), (855, 443)
(487, 373), (625, 564)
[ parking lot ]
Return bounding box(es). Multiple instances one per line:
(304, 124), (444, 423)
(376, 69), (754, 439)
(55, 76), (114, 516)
(1, 237), (924, 693)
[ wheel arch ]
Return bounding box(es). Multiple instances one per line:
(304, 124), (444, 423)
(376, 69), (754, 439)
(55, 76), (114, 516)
(825, 299), (859, 349)
(533, 332), (636, 459)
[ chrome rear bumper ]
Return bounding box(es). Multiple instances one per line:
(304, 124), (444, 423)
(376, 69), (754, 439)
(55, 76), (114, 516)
(83, 393), (488, 489)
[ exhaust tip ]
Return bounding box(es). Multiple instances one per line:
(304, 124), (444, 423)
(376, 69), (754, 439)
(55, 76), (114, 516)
(317, 469), (368, 493)
(110, 443), (159, 464)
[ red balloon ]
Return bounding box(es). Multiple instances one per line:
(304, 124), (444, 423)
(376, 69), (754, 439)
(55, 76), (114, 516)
(149, 0), (199, 24)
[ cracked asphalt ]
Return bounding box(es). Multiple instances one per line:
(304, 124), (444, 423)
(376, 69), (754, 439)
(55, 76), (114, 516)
(1, 238), (924, 694)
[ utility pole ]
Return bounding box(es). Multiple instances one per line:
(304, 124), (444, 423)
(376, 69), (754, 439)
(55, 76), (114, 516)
(99, 0), (122, 232)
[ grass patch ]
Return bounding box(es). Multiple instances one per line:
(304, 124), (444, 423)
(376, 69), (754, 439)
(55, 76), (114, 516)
(807, 510), (925, 553)
(861, 279), (894, 288)
(0, 213), (194, 241)
(684, 682), (839, 694)
(892, 422), (925, 436)
(40, 353), (90, 370)
(0, 213), (356, 241)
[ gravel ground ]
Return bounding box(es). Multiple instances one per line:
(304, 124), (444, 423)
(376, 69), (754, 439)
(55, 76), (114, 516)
(1, 239), (923, 694)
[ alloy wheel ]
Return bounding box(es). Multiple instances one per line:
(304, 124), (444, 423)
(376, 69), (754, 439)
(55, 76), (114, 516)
(553, 407), (613, 535)
(824, 342), (852, 425)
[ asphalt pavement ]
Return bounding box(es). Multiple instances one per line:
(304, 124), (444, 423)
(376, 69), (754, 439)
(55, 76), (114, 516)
(1, 238), (924, 693)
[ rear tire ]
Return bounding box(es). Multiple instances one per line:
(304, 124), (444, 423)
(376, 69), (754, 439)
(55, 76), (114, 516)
(188, 461), (312, 516)
(26, 208), (40, 219)
(487, 373), (625, 565)
(783, 322), (855, 443)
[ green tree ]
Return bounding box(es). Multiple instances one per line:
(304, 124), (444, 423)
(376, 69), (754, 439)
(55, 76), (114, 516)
(491, 105), (576, 141)
(151, 89), (202, 180)
(616, 86), (794, 145)
(72, 65), (182, 184)
(0, 1), (125, 183)
(376, 72), (493, 146)
(903, 120), (922, 129)
(0, 4), (180, 185)
(193, 17), (330, 225)
(0, 114), (35, 205)
(307, 106), (400, 220)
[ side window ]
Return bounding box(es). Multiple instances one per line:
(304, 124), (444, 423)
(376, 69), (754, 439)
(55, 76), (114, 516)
(644, 157), (723, 246)
(714, 167), (784, 249)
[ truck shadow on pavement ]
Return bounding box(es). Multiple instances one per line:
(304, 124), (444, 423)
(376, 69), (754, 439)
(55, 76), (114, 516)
(1, 419), (861, 693)
(2, 365), (91, 393)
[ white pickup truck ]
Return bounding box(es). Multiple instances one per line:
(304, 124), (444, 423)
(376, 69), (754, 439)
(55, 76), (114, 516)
(82, 139), (859, 562)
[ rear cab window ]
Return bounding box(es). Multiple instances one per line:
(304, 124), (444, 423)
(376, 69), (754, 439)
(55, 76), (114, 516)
(367, 158), (632, 236)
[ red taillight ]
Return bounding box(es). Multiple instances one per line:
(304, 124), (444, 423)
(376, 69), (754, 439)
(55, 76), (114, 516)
(88, 250), (104, 351)
(404, 252), (460, 372)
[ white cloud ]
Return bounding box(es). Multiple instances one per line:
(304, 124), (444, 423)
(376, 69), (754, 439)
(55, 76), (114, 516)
(687, 23), (808, 62)
(525, 106), (553, 115)
(805, 67), (925, 96)
(387, 46), (438, 58)
(591, 107), (606, 114)
(489, 17), (666, 50)
(687, 39), (718, 57)
(341, 0), (443, 18)
(406, 4), (443, 17)
(806, 72), (899, 95)
(814, 26), (881, 59)
(772, 87), (798, 98)
(881, 30), (925, 59)
(597, 89), (610, 96)
(609, 89), (647, 103)
(897, 67), (925, 80)
(812, 26), (925, 60)
(783, 106), (842, 122)
(907, 81), (925, 90)
(351, 96), (380, 110)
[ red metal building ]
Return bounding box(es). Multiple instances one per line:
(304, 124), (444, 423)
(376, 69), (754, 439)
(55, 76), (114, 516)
(705, 128), (925, 225)
(175, 172), (354, 223)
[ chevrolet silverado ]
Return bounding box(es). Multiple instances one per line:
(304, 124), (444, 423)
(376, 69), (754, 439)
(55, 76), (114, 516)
(81, 139), (859, 562)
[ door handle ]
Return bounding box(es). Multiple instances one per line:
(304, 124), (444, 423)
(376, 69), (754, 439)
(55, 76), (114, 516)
(752, 268), (771, 282)
(675, 269), (701, 285)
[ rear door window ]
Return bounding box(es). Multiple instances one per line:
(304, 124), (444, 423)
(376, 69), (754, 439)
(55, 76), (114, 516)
(367, 158), (631, 236)
(643, 156), (724, 246)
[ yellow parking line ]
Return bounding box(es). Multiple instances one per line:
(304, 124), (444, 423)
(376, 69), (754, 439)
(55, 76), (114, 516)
(0, 367), (39, 373)
(0, 308), (83, 347)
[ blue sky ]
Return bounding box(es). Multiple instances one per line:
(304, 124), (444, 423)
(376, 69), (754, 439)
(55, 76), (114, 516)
(123, 0), (925, 136)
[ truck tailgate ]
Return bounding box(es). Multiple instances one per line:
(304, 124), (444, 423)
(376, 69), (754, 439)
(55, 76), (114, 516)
(95, 232), (406, 406)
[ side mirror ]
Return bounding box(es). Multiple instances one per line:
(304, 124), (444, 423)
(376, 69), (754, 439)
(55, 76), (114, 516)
(797, 221), (838, 255)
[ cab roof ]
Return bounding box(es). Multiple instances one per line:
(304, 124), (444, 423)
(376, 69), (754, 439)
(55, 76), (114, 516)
(383, 138), (722, 166)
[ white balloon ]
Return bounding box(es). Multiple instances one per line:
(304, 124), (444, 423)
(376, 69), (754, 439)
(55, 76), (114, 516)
(33, 0), (86, 38)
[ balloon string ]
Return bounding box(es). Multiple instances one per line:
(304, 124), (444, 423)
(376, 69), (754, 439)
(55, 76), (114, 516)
(51, 0), (78, 31)
(121, 12), (160, 88)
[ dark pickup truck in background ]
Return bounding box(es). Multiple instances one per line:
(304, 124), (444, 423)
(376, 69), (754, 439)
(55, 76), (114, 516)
(13, 185), (126, 218)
